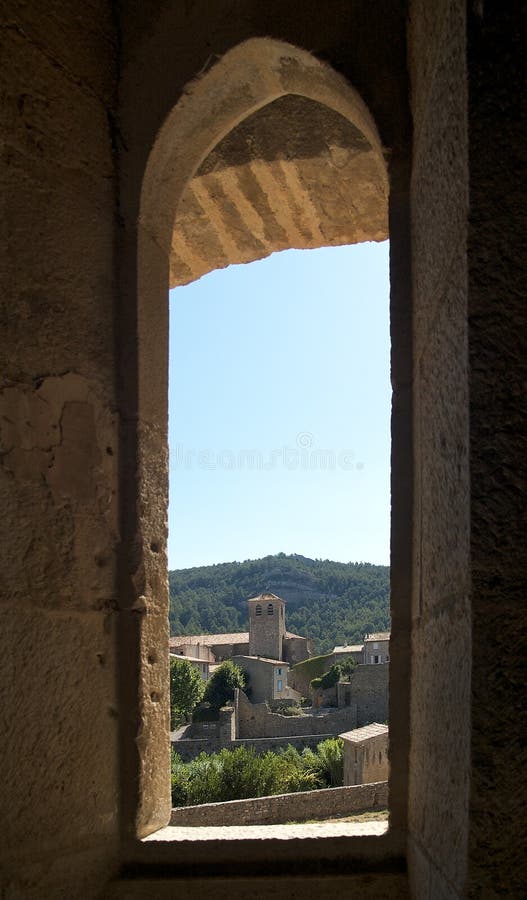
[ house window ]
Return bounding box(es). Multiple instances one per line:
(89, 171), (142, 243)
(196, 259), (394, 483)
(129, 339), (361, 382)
(276, 667), (282, 676)
(374, 655), (379, 664)
(277, 679), (283, 692)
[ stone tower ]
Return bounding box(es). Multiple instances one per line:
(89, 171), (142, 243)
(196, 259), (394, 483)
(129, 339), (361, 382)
(248, 592), (286, 660)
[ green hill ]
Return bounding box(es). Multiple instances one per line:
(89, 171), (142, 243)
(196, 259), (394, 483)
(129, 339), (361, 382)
(169, 553), (390, 655)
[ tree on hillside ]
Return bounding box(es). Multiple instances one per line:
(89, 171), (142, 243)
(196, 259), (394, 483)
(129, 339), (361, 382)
(203, 660), (246, 709)
(170, 657), (205, 729)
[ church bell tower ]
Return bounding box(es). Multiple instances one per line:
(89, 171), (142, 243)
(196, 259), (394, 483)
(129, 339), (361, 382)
(248, 592), (286, 660)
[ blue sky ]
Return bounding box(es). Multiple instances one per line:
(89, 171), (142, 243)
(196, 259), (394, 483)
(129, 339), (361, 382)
(168, 241), (390, 570)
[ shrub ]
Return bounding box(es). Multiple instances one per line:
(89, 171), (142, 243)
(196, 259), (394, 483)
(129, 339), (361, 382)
(170, 738), (344, 806)
(272, 700), (305, 717)
(192, 703), (219, 722)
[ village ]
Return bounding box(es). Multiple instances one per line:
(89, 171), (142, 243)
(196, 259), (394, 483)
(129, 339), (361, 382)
(169, 591), (389, 810)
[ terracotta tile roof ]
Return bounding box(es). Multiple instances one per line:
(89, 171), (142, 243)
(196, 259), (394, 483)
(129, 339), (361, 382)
(169, 630), (306, 647)
(247, 592), (285, 603)
(169, 633), (249, 647)
(340, 723), (389, 743)
(364, 632), (391, 642)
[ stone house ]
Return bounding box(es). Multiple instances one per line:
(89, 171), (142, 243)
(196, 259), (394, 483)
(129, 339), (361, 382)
(169, 651), (210, 681)
(232, 655), (292, 704)
(169, 632), (250, 662)
(332, 644), (365, 667)
(333, 633), (390, 667)
(341, 724), (389, 786)
(1, 4), (524, 898)
(363, 632), (390, 665)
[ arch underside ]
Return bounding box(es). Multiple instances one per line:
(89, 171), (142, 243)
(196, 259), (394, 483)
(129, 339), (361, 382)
(170, 94), (388, 288)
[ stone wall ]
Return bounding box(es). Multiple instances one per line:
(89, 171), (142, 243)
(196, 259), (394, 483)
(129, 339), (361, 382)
(172, 739), (219, 762)
(237, 690), (357, 739)
(349, 664), (389, 726)
(0, 4), (121, 897)
(407, 2), (472, 897)
(170, 782), (388, 826)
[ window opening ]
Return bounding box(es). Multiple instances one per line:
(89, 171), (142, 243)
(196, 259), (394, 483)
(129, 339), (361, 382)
(138, 38), (394, 836)
(168, 243), (390, 822)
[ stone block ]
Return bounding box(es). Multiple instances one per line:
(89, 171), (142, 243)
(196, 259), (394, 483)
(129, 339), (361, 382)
(409, 601), (470, 896)
(411, 0), (468, 349)
(134, 611), (172, 837)
(0, 605), (118, 860)
(0, 375), (118, 612)
(416, 250), (470, 614)
(408, 1), (461, 134)
(0, 840), (119, 900)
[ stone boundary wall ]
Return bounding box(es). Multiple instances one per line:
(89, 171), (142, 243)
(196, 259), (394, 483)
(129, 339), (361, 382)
(172, 739), (218, 761)
(237, 690), (357, 738)
(170, 781), (388, 826)
(172, 732), (344, 761)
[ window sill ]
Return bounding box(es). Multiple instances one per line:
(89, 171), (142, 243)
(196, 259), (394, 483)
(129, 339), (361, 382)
(144, 819), (388, 842)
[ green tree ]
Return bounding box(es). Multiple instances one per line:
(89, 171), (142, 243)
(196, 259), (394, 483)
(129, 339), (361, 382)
(170, 657), (205, 729)
(202, 660), (246, 709)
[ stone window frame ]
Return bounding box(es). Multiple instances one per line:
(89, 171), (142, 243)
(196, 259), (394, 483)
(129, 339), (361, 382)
(123, 36), (410, 866)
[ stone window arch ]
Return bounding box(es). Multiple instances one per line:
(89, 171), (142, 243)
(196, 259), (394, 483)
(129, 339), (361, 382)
(125, 35), (405, 847)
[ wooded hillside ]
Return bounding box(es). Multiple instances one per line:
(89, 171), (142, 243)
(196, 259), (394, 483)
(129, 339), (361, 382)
(169, 553), (390, 654)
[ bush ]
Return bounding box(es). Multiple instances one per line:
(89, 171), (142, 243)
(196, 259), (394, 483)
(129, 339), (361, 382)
(319, 664), (342, 690)
(311, 660), (356, 693)
(272, 700), (305, 717)
(192, 703), (219, 722)
(170, 738), (344, 806)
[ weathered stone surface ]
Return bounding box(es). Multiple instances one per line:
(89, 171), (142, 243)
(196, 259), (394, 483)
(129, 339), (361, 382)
(411, 0), (468, 346)
(0, 374), (118, 611)
(408, 601), (471, 897)
(170, 94), (388, 287)
(416, 246), (470, 612)
(0, 605), (118, 858)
